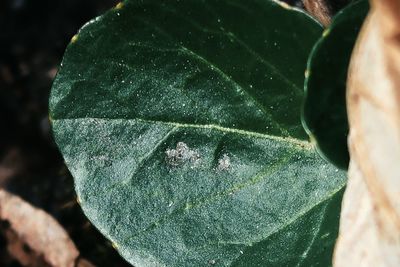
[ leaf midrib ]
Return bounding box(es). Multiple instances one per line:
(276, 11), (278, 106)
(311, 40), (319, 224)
(53, 117), (312, 149)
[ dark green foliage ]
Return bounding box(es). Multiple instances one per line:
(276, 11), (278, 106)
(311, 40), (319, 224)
(302, 0), (369, 169)
(50, 1), (347, 266)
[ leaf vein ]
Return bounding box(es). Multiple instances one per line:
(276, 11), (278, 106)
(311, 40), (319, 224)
(134, 16), (292, 137)
(125, 153), (293, 242)
(54, 117), (311, 149)
(124, 125), (178, 184)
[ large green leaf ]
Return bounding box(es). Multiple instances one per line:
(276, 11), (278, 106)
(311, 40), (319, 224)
(50, 1), (346, 266)
(302, 0), (369, 170)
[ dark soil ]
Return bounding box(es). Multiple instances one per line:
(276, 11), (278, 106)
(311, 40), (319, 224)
(0, 0), (130, 266)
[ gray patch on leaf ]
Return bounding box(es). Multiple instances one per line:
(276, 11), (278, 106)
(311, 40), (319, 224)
(165, 142), (200, 168)
(208, 259), (216, 265)
(216, 154), (231, 171)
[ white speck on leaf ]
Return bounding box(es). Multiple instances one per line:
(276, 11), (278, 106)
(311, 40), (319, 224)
(208, 259), (216, 265)
(217, 154), (231, 171)
(165, 142), (200, 167)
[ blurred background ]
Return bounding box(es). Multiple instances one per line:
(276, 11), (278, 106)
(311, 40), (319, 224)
(0, 0), (132, 266)
(0, 0), (348, 266)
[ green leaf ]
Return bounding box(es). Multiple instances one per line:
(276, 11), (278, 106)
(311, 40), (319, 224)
(302, 0), (369, 170)
(50, 1), (346, 266)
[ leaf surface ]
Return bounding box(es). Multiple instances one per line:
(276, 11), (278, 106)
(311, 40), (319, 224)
(50, 1), (346, 266)
(302, 0), (369, 169)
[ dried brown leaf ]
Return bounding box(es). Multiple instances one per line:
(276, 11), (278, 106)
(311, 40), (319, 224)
(0, 189), (79, 267)
(334, 1), (400, 265)
(303, 0), (332, 26)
